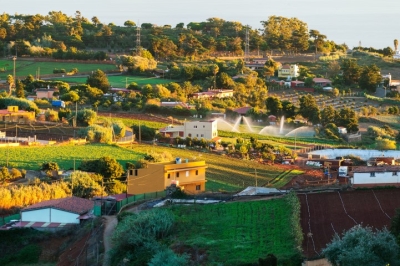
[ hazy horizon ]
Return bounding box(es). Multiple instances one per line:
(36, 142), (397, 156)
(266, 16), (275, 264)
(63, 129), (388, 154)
(7, 0), (400, 49)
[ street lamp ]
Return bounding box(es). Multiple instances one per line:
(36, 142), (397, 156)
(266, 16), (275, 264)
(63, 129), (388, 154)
(12, 56), (16, 88)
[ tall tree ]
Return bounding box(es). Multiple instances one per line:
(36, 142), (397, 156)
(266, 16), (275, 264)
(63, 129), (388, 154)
(358, 64), (382, 93)
(15, 79), (25, 98)
(341, 59), (361, 85)
(265, 96), (282, 116)
(86, 69), (110, 93)
(309, 29), (327, 54)
(298, 94), (320, 124)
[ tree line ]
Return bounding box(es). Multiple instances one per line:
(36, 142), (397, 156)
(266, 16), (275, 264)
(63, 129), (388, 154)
(0, 12), (357, 59)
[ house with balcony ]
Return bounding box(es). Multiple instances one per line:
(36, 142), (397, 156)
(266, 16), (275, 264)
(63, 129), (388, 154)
(159, 120), (218, 140)
(278, 64), (299, 80)
(127, 158), (207, 195)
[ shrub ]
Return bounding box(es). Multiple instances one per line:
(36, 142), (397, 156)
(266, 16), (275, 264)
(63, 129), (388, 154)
(44, 109), (59, 122)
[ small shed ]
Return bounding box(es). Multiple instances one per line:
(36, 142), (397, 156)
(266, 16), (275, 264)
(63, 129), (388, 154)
(21, 196), (94, 225)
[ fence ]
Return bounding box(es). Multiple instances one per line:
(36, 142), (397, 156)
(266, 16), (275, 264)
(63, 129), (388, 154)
(116, 191), (166, 213)
(93, 190), (167, 216)
(0, 213), (21, 226)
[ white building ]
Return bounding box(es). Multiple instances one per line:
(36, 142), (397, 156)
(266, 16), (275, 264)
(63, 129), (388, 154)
(278, 64), (299, 80)
(159, 120), (218, 140)
(21, 196), (94, 226)
(351, 166), (400, 187)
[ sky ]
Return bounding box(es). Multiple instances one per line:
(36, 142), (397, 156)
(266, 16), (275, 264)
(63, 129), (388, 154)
(5, 0), (400, 49)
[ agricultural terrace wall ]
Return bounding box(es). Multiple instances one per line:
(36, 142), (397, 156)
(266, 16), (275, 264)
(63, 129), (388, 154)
(294, 87), (315, 93)
(298, 189), (400, 258)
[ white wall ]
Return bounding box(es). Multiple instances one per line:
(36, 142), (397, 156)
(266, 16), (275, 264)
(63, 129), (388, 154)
(22, 208), (50, 222)
(184, 121), (217, 139)
(353, 171), (400, 185)
(22, 208), (80, 224)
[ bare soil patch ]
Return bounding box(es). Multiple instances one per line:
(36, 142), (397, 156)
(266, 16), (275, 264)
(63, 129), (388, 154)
(298, 189), (400, 258)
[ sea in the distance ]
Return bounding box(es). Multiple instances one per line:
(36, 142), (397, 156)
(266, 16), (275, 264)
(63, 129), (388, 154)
(7, 0), (400, 50)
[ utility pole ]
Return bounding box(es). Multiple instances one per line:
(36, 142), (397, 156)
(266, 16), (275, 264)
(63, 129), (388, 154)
(12, 56), (16, 88)
(138, 121), (141, 143)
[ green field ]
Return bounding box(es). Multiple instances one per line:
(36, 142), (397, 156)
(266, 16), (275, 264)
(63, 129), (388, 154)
(98, 115), (168, 130)
(168, 198), (300, 265)
(52, 75), (176, 87)
(0, 59), (118, 80)
(1, 144), (144, 170)
(1, 143), (293, 190)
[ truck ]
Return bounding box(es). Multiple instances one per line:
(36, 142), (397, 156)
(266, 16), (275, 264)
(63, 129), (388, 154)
(52, 100), (65, 108)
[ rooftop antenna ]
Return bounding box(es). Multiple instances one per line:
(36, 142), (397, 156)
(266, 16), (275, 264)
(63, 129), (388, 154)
(136, 21), (141, 55)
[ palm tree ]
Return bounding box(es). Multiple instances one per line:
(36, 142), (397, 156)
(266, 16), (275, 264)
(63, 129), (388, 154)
(394, 39), (399, 51)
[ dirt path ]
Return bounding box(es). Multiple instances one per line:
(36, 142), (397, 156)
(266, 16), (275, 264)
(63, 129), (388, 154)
(102, 216), (118, 266)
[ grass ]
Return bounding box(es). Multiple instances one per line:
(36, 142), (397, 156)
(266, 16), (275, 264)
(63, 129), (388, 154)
(0, 59), (118, 80)
(52, 75), (176, 87)
(269, 169), (304, 188)
(98, 115), (168, 130)
(168, 198), (300, 265)
(1, 144), (145, 170)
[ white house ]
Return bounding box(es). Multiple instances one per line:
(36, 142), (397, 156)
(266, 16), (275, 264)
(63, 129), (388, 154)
(20, 196), (94, 227)
(159, 120), (218, 140)
(351, 166), (400, 187)
(278, 64), (299, 80)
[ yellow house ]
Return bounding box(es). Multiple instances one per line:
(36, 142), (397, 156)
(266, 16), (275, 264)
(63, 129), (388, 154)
(127, 158), (207, 195)
(0, 106), (35, 123)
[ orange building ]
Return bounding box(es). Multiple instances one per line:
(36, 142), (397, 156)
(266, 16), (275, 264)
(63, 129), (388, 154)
(127, 158), (207, 195)
(0, 106), (35, 123)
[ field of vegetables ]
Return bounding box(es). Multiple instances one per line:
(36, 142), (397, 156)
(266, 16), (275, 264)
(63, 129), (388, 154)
(168, 198), (300, 265)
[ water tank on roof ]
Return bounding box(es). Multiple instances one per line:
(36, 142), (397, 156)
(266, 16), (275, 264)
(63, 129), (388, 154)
(176, 157), (181, 164)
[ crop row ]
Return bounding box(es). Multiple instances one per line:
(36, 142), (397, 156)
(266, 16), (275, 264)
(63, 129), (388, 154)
(169, 198), (298, 264)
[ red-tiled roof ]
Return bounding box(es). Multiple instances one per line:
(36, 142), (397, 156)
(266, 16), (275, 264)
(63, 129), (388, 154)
(352, 165), (400, 173)
(313, 78), (331, 83)
(22, 196), (94, 214)
(233, 106), (252, 115)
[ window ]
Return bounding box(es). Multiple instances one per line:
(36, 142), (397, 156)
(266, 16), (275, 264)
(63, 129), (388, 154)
(196, 170), (199, 175)
(203, 125), (205, 128)
(176, 172), (180, 178)
(167, 173), (170, 179)
(194, 125), (197, 128)
(370, 172), (375, 177)
(186, 171), (189, 177)
(196, 185), (201, 190)
(134, 169), (138, 176)
(201, 134), (204, 137)
(393, 172), (398, 176)
(196, 134), (199, 137)
(188, 133), (192, 137)
(129, 169), (133, 175)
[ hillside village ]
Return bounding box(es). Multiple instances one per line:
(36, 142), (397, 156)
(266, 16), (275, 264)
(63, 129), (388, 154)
(2, 12), (400, 266)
